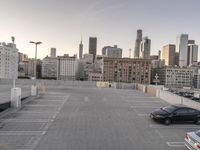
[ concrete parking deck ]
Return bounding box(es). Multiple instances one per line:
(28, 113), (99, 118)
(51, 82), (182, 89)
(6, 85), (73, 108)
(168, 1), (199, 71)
(0, 87), (194, 150)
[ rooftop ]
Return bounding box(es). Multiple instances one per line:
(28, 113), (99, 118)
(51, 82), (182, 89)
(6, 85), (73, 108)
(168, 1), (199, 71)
(0, 84), (193, 149)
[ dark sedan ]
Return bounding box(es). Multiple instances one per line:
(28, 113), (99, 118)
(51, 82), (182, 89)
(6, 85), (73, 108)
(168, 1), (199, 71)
(150, 105), (200, 125)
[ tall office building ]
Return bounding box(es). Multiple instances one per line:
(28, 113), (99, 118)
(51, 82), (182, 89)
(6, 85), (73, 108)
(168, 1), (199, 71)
(89, 37), (97, 62)
(140, 37), (151, 59)
(175, 52), (179, 66)
(134, 29), (142, 58)
(188, 44), (198, 66)
(162, 44), (175, 66)
(79, 40), (83, 59)
(50, 48), (56, 57)
(102, 45), (122, 58)
(57, 55), (78, 80)
(0, 42), (18, 79)
(176, 34), (188, 67)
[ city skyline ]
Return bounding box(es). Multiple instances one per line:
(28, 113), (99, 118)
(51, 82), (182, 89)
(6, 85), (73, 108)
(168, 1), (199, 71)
(0, 0), (200, 59)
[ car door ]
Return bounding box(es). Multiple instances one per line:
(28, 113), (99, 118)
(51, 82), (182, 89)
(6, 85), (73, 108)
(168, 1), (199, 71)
(172, 108), (189, 122)
(187, 108), (199, 121)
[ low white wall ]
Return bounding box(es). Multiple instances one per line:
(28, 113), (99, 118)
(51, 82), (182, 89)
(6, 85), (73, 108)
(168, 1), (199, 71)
(158, 90), (200, 111)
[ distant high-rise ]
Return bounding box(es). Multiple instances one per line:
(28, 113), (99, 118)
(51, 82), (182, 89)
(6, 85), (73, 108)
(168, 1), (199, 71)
(158, 50), (161, 60)
(162, 44), (175, 66)
(188, 44), (198, 66)
(134, 29), (142, 58)
(188, 40), (195, 44)
(176, 34), (188, 67)
(0, 42), (18, 79)
(102, 45), (122, 58)
(140, 37), (151, 59)
(79, 40), (83, 59)
(175, 52), (179, 66)
(50, 48), (56, 57)
(89, 37), (97, 62)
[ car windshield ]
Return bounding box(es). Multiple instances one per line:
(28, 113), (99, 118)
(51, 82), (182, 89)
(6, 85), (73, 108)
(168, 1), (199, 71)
(162, 106), (177, 113)
(196, 130), (200, 137)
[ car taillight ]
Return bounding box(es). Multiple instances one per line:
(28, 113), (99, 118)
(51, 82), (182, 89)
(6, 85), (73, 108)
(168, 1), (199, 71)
(195, 143), (200, 149)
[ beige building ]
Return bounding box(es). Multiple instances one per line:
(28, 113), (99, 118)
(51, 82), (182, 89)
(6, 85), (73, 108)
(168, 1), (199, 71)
(88, 73), (103, 81)
(103, 57), (151, 84)
(162, 44), (175, 66)
(157, 66), (195, 88)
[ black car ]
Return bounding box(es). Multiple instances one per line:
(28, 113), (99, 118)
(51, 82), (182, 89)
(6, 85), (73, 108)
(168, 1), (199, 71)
(150, 105), (200, 125)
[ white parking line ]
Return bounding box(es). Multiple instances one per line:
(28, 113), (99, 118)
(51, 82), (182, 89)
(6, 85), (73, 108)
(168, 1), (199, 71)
(33, 100), (65, 102)
(42, 95), (66, 97)
(0, 119), (54, 123)
(131, 106), (160, 108)
(126, 97), (159, 99)
(137, 114), (150, 117)
(16, 111), (59, 114)
(130, 101), (162, 103)
(149, 124), (200, 129)
(155, 129), (164, 139)
(0, 131), (46, 136)
(166, 142), (185, 147)
(11, 149), (34, 150)
(24, 104), (61, 107)
(25, 136), (43, 149)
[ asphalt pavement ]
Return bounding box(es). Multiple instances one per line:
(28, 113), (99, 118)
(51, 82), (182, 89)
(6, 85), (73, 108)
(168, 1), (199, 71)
(0, 86), (195, 150)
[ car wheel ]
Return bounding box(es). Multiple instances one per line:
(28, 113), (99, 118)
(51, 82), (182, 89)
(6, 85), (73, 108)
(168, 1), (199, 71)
(164, 118), (171, 125)
(195, 118), (200, 125)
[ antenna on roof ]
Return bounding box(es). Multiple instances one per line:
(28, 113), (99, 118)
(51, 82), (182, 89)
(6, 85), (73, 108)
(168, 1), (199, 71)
(129, 48), (132, 58)
(11, 36), (15, 44)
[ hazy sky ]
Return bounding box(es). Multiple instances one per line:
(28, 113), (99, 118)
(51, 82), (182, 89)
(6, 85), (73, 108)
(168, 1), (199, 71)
(0, 0), (200, 59)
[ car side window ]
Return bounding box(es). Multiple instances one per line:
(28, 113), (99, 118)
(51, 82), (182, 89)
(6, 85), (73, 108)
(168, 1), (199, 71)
(188, 108), (197, 113)
(175, 108), (188, 114)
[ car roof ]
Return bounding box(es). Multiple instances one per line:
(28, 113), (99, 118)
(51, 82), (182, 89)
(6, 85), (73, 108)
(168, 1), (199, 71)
(171, 104), (198, 110)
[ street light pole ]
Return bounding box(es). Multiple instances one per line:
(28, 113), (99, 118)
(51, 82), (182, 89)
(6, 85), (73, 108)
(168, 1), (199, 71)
(30, 41), (42, 79)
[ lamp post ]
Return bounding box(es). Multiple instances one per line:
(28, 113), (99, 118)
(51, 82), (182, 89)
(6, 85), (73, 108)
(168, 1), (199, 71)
(29, 41), (42, 79)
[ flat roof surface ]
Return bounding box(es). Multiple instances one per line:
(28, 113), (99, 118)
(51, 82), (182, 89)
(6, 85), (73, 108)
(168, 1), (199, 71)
(0, 87), (192, 150)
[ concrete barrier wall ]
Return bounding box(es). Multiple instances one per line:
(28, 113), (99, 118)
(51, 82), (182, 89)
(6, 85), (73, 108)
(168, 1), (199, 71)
(146, 86), (157, 96)
(97, 82), (110, 88)
(134, 83), (200, 111)
(158, 90), (200, 111)
(0, 79), (97, 88)
(138, 84), (146, 92)
(112, 82), (136, 89)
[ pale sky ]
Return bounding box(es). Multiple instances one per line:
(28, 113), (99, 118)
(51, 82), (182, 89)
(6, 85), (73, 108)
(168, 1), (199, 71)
(0, 0), (200, 59)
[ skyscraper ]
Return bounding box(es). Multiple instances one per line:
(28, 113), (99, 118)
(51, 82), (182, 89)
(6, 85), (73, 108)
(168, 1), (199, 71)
(134, 29), (142, 58)
(140, 37), (151, 59)
(79, 40), (83, 59)
(50, 48), (56, 57)
(89, 37), (97, 62)
(162, 44), (175, 66)
(188, 44), (198, 66)
(176, 34), (188, 67)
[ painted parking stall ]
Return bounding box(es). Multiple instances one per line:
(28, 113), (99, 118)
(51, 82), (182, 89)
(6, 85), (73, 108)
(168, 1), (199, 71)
(0, 91), (69, 150)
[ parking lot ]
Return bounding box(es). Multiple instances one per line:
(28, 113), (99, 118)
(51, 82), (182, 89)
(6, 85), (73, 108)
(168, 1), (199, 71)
(0, 86), (198, 149)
